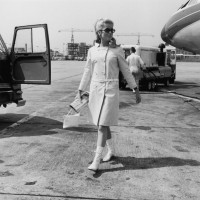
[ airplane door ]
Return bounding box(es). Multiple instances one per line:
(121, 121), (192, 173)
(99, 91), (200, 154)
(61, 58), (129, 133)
(10, 24), (51, 84)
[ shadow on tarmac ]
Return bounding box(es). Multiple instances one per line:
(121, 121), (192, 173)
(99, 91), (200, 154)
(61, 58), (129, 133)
(169, 81), (200, 90)
(0, 114), (62, 137)
(64, 126), (97, 133)
(0, 113), (28, 130)
(0, 114), (27, 130)
(93, 156), (200, 178)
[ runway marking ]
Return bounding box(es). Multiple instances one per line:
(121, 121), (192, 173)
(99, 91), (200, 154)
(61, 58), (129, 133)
(168, 91), (200, 103)
(121, 90), (200, 116)
(0, 192), (116, 200)
(0, 92), (76, 137)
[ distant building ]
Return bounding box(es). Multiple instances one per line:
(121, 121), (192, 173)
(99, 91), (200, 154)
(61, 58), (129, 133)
(51, 49), (65, 60)
(7, 47), (26, 53)
(176, 48), (192, 55)
(176, 48), (200, 62)
(66, 42), (92, 60)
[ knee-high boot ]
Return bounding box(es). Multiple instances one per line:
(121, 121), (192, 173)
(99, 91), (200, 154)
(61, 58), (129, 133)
(103, 139), (114, 162)
(88, 146), (104, 171)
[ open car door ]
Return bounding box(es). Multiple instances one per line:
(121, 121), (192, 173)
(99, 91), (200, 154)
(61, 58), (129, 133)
(10, 24), (51, 84)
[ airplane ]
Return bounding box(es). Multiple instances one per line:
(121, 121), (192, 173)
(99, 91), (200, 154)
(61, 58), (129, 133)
(161, 0), (200, 54)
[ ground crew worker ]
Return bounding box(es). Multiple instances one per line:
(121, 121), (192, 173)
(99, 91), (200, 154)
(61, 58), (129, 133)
(126, 47), (144, 88)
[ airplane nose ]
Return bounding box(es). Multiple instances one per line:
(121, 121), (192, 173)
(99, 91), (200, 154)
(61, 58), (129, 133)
(161, 26), (166, 39)
(161, 25), (171, 44)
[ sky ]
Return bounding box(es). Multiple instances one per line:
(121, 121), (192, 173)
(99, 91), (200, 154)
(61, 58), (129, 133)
(1, 0), (187, 53)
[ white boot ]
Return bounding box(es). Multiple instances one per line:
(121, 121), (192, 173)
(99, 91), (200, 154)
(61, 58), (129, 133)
(88, 146), (104, 171)
(103, 139), (114, 162)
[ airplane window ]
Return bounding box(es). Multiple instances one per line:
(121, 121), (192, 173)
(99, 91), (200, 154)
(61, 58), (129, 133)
(178, 0), (190, 9)
(187, 0), (200, 6)
(178, 0), (199, 10)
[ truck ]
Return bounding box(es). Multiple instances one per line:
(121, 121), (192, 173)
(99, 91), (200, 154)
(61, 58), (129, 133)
(0, 24), (51, 108)
(119, 43), (176, 90)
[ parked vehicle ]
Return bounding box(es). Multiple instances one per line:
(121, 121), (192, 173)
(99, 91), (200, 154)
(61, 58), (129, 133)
(119, 44), (176, 90)
(0, 24), (51, 108)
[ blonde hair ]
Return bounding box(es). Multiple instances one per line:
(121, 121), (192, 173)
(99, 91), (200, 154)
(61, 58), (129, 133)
(94, 18), (114, 43)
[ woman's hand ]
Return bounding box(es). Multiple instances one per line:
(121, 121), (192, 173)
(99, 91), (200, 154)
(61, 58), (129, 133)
(134, 88), (141, 104)
(75, 90), (83, 102)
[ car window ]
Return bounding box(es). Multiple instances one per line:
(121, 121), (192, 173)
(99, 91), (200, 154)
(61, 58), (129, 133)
(14, 27), (47, 53)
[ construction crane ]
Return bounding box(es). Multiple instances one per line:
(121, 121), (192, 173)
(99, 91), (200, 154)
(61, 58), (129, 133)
(58, 28), (93, 43)
(115, 32), (154, 45)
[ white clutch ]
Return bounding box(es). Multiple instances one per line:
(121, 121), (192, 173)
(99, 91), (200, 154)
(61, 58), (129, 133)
(70, 91), (89, 113)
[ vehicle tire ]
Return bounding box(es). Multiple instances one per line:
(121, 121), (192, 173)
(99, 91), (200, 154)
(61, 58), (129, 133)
(151, 81), (156, 90)
(169, 78), (175, 84)
(119, 82), (126, 90)
(165, 79), (170, 87)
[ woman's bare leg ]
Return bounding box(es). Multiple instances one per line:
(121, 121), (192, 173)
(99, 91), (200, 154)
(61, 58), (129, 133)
(107, 126), (111, 140)
(97, 125), (108, 147)
(103, 127), (114, 162)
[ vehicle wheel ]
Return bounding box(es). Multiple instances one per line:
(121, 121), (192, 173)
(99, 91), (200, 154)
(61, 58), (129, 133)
(147, 82), (152, 91)
(151, 81), (156, 90)
(169, 78), (175, 84)
(119, 82), (126, 90)
(165, 79), (170, 87)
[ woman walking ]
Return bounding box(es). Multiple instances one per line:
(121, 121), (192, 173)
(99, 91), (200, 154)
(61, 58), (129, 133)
(77, 18), (141, 172)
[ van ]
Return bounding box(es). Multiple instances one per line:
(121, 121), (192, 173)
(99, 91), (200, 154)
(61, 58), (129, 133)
(120, 44), (176, 90)
(0, 24), (51, 108)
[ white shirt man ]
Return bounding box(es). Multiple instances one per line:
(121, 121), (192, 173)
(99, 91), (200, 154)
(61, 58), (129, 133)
(126, 47), (144, 87)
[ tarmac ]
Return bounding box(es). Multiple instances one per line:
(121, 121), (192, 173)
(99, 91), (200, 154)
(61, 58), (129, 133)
(0, 87), (200, 200)
(0, 61), (200, 199)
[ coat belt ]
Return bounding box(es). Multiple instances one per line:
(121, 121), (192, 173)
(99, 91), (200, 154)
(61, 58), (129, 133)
(91, 79), (119, 83)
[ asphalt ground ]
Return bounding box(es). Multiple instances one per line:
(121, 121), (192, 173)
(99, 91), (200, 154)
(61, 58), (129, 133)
(0, 61), (199, 200)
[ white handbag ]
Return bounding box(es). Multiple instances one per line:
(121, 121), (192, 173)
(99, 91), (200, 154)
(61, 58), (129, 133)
(63, 91), (89, 129)
(63, 110), (80, 129)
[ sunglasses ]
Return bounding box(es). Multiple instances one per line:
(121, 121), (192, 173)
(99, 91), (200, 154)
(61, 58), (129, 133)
(101, 28), (115, 34)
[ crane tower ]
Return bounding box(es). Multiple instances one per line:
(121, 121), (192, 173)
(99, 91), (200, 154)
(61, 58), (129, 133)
(58, 28), (93, 43)
(115, 32), (154, 45)
(58, 28), (94, 60)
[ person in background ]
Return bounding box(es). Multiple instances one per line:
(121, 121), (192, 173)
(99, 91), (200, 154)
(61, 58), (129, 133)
(76, 18), (141, 172)
(126, 47), (144, 88)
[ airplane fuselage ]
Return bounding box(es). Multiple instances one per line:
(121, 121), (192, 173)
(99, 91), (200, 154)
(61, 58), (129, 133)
(161, 0), (200, 54)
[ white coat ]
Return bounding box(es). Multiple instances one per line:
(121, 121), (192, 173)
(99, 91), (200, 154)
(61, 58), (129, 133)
(78, 46), (137, 126)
